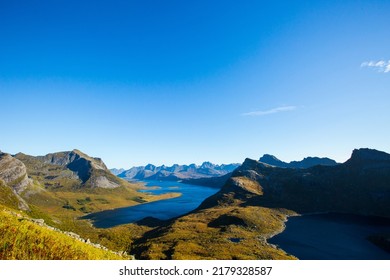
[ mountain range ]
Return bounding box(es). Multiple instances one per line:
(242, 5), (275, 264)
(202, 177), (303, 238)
(130, 148), (390, 259)
(259, 154), (338, 168)
(114, 162), (240, 181)
(2, 147), (390, 260)
(200, 148), (390, 216)
(114, 154), (338, 184)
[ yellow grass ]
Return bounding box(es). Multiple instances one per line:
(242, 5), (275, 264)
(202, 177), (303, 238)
(0, 207), (126, 260)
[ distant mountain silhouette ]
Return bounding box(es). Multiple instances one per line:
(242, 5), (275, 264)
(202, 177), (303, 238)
(115, 162), (240, 181)
(259, 154), (338, 168)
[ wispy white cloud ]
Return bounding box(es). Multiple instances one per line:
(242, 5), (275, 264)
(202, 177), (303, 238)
(361, 60), (390, 73)
(242, 106), (297, 117)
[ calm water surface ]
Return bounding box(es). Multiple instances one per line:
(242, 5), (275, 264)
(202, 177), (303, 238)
(83, 181), (219, 228)
(268, 213), (390, 260)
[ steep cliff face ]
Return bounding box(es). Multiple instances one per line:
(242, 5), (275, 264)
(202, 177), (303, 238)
(0, 152), (31, 194)
(0, 151), (31, 210)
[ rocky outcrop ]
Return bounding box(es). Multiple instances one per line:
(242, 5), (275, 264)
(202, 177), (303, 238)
(0, 152), (31, 194)
(90, 176), (119, 189)
(0, 151), (31, 210)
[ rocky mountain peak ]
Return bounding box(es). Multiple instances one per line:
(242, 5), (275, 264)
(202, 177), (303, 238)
(346, 148), (390, 169)
(144, 164), (156, 171)
(20, 149), (118, 188)
(242, 158), (271, 170)
(350, 148), (390, 162)
(42, 150), (108, 172)
(259, 153), (338, 169)
(200, 161), (214, 169)
(259, 154), (288, 167)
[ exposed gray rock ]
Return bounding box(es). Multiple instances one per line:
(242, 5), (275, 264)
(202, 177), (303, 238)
(32, 218), (45, 225)
(0, 151), (32, 211)
(90, 176), (119, 189)
(110, 168), (125, 176)
(18, 149), (123, 189)
(0, 152), (32, 194)
(40, 149), (108, 170)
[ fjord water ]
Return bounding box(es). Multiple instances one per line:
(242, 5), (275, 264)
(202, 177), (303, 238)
(268, 213), (390, 260)
(83, 181), (219, 228)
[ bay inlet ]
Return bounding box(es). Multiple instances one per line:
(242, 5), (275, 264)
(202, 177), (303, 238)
(82, 181), (219, 228)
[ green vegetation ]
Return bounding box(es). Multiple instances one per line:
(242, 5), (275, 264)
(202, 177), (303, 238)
(0, 181), (20, 209)
(0, 207), (126, 260)
(0, 149), (317, 260)
(0, 150), (183, 259)
(130, 205), (296, 260)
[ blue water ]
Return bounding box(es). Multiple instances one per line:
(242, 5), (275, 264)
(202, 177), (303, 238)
(83, 181), (219, 228)
(268, 213), (390, 260)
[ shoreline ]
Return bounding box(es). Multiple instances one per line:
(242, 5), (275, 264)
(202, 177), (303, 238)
(79, 191), (182, 227)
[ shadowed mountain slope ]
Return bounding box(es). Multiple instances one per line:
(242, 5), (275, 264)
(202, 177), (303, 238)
(131, 148), (390, 259)
(200, 148), (390, 217)
(259, 154), (338, 169)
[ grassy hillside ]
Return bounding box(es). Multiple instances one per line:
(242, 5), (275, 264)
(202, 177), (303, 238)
(129, 149), (390, 259)
(131, 205), (296, 260)
(0, 150), (181, 259)
(0, 181), (20, 209)
(0, 206), (126, 260)
(130, 175), (296, 259)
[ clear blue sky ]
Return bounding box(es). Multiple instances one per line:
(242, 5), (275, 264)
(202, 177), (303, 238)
(1, 0), (389, 168)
